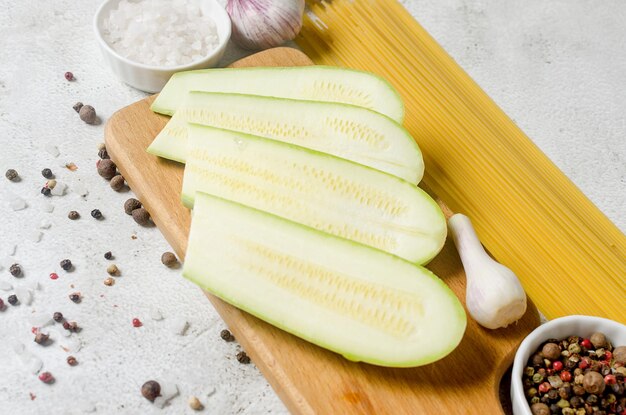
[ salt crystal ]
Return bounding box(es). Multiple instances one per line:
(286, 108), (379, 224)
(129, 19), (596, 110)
(150, 308), (164, 321)
(19, 350), (33, 365)
(168, 318), (188, 335)
(39, 219), (52, 229)
(61, 338), (82, 353)
(28, 356), (43, 374)
(45, 144), (60, 157)
(30, 313), (54, 328)
(15, 288), (32, 305)
(10, 340), (25, 355)
(7, 244), (17, 256)
(41, 202), (54, 213)
(25, 281), (40, 291)
(27, 230), (43, 243)
(153, 381), (179, 408)
(72, 183), (89, 197)
(0, 281), (12, 291)
(50, 182), (67, 196)
(77, 401), (97, 413)
(56, 326), (71, 338)
(10, 197), (27, 211)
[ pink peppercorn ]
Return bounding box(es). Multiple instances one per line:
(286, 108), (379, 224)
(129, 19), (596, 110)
(38, 372), (54, 384)
(132, 318), (142, 328)
(560, 371), (572, 382)
(64, 72), (74, 81)
(604, 374), (617, 385)
(49, 273), (59, 280)
(604, 350), (612, 361)
(538, 382), (551, 394)
(552, 361), (563, 371)
(579, 358), (590, 370)
(580, 338), (592, 349)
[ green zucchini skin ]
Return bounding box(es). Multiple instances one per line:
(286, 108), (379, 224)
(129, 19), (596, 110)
(152, 65), (405, 123)
(184, 192), (466, 367)
(183, 123), (446, 265)
(148, 92), (423, 184)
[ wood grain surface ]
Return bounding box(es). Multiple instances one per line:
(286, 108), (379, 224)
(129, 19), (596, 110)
(105, 47), (539, 414)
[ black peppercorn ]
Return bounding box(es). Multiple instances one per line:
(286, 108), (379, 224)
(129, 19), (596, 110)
(68, 210), (80, 220)
(41, 187), (52, 197)
(5, 169), (19, 181)
(98, 148), (110, 159)
(570, 396), (584, 408)
(9, 263), (22, 277)
(41, 168), (53, 179)
(220, 329), (235, 342)
(548, 388), (559, 400)
(236, 351), (251, 364)
(73, 102), (83, 113)
(104, 251), (113, 260)
(7, 294), (18, 306)
(91, 209), (103, 219)
(141, 380), (161, 402)
(53, 312), (63, 323)
(69, 293), (81, 303)
(60, 259), (72, 271)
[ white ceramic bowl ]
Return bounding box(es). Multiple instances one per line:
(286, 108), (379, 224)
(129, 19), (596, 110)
(93, 0), (231, 93)
(511, 315), (626, 415)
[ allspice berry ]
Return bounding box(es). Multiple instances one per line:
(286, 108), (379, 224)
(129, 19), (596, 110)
(613, 346), (626, 364)
(79, 104), (97, 124)
(236, 351), (251, 364)
(141, 380), (161, 402)
(34, 332), (50, 345)
(542, 343), (561, 361)
(124, 198), (142, 215)
(589, 332), (607, 349)
(530, 403), (550, 415)
(132, 207), (151, 226)
(110, 175), (125, 191)
(68, 210), (80, 220)
(97, 159), (117, 180)
(161, 252), (178, 268)
(582, 371), (605, 395)
(73, 102), (83, 113)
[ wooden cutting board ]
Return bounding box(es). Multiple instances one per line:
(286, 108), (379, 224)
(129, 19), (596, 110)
(105, 47), (540, 414)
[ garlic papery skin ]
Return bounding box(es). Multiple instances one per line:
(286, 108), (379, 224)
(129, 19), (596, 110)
(448, 213), (527, 330)
(226, 0), (305, 50)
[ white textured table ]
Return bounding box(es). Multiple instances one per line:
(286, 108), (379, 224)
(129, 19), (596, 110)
(0, 1), (624, 414)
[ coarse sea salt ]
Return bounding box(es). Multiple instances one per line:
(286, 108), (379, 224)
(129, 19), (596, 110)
(102, 0), (220, 67)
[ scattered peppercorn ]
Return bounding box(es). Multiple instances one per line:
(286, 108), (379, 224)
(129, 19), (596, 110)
(79, 104), (97, 124)
(188, 396), (203, 411)
(580, 338), (592, 350)
(132, 207), (151, 226)
(40, 168), (53, 179)
(69, 292), (81, 303)
(5, 169), (19, 181)
(46, 179), (57, 189)
(104, 277), (115, 286)
(124, 198), (142, 215)
(64, 71), (74, 81)
(49, 272), (59, 280)
(96, 159), (117, 179)
(132, 318), (142, 327)
(67, 356), (78, 366)
(73, 102), (83, 113)
(161, 252), (178, 268)
(236, 351), (250, 364)
(9, 263), (22, 277)
(106, 264), (119, 276)
(53, 312), (63, 323)
(591, 333), (608, 349)
(60, 259), (72, 271)
(7, 295), (18, 305)
(38, 372), (54, 384)
(530, 402), (550, 415)
(220, 329), (235, 342)
(63, 321), (79, 332)
(34, 332), (49, 345)
(141, 380), (161, 402)
(110, 175), (125, 191)
(91, 209), (103, 219)
(0, 298), (4, 310)
(68, 210), (80, 220)
(104, 251), (113, 260)
(41, 187), (52, 197)
(98, 147), (110, 160)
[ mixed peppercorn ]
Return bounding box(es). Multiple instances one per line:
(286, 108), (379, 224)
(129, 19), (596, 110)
(523, 332), (626, 415)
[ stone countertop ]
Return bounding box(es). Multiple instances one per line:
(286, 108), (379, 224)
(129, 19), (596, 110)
(0, 0), (624, 414)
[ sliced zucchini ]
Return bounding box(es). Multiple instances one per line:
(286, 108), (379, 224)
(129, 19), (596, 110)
(184, 192), (466, 367)
(182, 124), (446, 265)
(151, 66), (404, 122)
(148, 92), (423, 184)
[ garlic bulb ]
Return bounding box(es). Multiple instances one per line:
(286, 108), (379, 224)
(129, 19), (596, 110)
(448, 213), (527, 330)
(226, 0), (305, 50)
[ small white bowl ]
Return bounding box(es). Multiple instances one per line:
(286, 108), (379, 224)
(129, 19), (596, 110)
(511, 315), (626, 415)
(93, 0), (231, 93)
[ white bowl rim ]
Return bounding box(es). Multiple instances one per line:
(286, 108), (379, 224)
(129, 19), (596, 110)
(93, 0), (232, 72)
(510, 315), (626, 415)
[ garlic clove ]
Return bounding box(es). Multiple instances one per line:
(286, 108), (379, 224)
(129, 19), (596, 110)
(448, 213), (527, 329)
